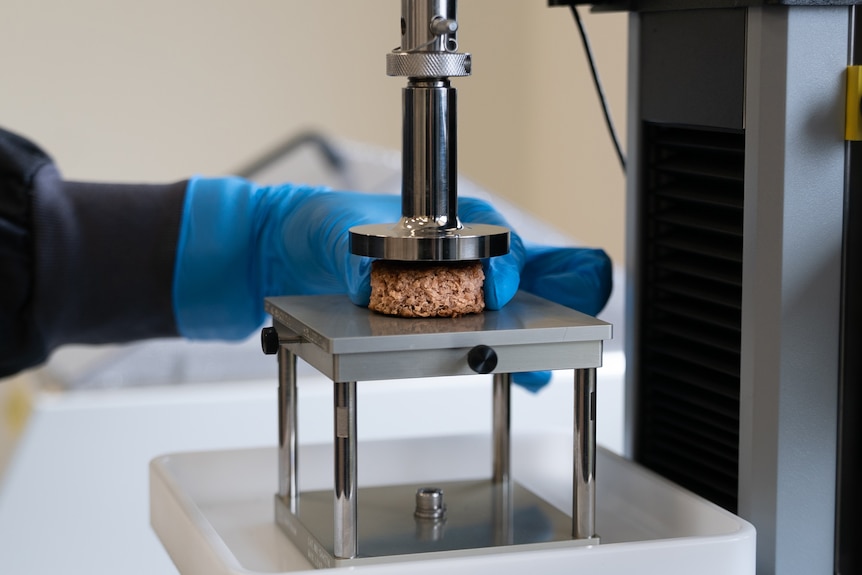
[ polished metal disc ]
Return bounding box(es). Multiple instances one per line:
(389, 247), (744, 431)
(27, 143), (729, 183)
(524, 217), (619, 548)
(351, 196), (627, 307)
(349, 222), (509, 261)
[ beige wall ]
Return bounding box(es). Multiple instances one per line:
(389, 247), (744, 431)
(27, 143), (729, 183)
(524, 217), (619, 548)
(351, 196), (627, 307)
(0, 0), (626, 263)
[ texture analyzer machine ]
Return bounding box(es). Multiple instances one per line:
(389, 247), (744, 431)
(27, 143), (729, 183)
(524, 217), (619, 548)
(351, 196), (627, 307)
(258, 2), (609, 562)
(148, 2), (756, 573)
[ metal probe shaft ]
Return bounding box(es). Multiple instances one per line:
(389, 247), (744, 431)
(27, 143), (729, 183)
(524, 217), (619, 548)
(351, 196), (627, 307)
(349, 0), (509, 262)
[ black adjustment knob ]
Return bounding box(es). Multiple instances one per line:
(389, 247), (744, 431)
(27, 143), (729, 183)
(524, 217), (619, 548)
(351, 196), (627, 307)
(261, 326), (280, 355)
(467, 345), (498, 374)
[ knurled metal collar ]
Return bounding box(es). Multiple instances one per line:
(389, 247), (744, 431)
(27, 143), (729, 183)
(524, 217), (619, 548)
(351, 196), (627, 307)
(386, 51), (471, 78)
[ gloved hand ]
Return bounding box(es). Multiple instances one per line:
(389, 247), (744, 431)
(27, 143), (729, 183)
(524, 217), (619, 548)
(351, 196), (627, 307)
(173, 176), (524, 338)
(173, 177), (611, 389)
(509, 244), (613, 391)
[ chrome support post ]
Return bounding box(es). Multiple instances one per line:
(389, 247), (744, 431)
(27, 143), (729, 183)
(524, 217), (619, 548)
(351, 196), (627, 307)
(574, 368), (597, 539)
(278, 346), (298, 511)
(492, 372), (513, 545)
(492, 372), (511, 484)
(334, 380), (358, 559)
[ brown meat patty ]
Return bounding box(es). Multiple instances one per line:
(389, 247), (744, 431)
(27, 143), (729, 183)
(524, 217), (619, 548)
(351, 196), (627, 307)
(368, 260), (485, 318)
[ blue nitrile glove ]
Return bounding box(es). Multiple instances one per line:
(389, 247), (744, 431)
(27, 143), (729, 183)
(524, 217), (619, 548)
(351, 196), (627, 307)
(173, 177), (612, 391)
(520, 244), (612, 318)
(173, 177), (525, 339)
(512, 244), (613, 392)
(458, 197), (613, 390)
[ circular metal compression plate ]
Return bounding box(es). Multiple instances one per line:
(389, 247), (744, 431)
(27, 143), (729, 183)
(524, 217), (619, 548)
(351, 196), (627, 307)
(349, 223), (509, 261)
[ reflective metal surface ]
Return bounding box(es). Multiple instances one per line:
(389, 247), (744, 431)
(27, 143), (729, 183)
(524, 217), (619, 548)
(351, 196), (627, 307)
(274, 480), (598, 568)
(492, 373), (511, 485)
(278, 348), (298, 511)
(333, 380), (358, 559)
(402, 81), (457, 233)
(492, 373), (514, 547)
(265, 292), (609, 382)
(400, 0), (457, 54)
(264, 292), (611, 356)
(349, 222), (509, 260)
(386, 51), (471, 77)
(574, 368), (597, 539)
(350, 0), (509, 262)
(414, 487), (446, 520)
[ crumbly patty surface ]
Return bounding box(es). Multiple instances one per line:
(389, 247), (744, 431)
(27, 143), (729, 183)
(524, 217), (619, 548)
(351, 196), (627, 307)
(368, 260), (485, 318)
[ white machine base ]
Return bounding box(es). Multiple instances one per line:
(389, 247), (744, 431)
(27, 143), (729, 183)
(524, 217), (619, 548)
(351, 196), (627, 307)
(150, 433), (755, 575)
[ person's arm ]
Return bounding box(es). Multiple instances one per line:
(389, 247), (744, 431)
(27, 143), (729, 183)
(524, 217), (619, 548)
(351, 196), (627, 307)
(0, 127), (186, 377)
(1, 127), (612, 388)
(171, 177), (611, 393)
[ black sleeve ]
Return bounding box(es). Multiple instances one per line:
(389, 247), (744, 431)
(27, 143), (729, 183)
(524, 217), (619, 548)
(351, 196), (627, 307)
(0, 127), (188, 378)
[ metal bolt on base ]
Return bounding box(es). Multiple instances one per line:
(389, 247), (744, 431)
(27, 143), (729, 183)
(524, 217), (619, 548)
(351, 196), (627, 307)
(414, 487), (447, 520)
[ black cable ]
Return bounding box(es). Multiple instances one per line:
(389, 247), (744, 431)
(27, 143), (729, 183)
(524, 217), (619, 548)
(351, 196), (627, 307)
(569, 5), (626, 172)
(234, 130), (347, 180)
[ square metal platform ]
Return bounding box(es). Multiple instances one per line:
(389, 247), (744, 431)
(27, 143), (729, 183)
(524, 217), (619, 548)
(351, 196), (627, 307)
(275, 480), (598, 569)
(264, 291), (611, 382)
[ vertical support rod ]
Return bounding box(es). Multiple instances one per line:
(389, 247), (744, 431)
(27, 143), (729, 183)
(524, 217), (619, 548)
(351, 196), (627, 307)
(278, 346), (298, 510)
(492, 372), (513, 545)
(492, 372), (511, 484)
(574, 368), (597, 539)
(334, 380), (358, 559)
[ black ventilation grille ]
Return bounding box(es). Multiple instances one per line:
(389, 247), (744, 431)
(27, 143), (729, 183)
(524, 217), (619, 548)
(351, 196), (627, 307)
(635, 123), (744, 512)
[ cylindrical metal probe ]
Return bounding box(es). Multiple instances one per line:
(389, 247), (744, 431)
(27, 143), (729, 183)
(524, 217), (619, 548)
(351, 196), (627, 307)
(402, 78), (458, 234)
(349, 0), (509, 262)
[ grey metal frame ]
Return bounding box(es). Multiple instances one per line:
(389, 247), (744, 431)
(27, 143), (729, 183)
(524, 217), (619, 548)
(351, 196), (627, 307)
(625, 6), (848, 574)
(741, 8), (845, 573)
